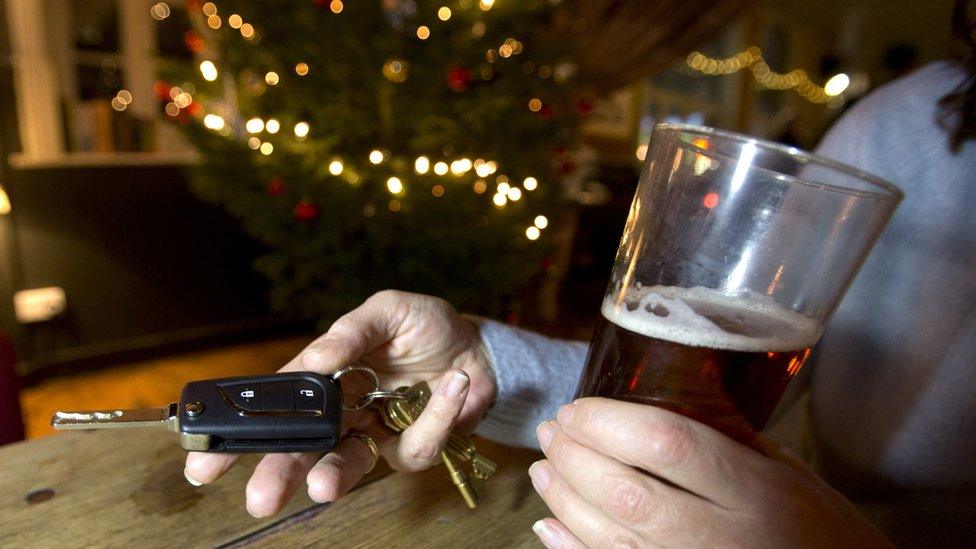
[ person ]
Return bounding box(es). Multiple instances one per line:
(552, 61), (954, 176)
(184, 5), (975, 545)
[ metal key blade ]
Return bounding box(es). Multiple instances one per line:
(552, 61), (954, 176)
(52, 402), (178, 432)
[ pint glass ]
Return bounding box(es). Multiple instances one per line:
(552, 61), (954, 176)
(575, 124), (902, 443)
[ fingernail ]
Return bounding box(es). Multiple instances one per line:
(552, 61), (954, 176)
(445, 371), (469, 398)
(533, 520), (558, 547)
(302, 350), (323, 370)
(184, 469), (202, 487)
(536, 421), (556, 449)
(528, 461), (550, 491)
(557, 401), (577, 424)
(246, 505), (263, 518)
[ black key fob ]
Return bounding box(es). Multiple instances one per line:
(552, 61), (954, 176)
(177, 372), (343, 453)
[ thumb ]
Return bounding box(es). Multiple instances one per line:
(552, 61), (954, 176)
(300, 291), (406, 373)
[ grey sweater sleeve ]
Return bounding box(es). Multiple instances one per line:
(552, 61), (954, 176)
(470, 318), (589, 449)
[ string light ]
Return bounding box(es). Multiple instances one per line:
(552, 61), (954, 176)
(228, 14), (243, 28)
(294, 121), (310, 138)
(329, 159), (344, 175)
(207, 15), (221, 29)
(203, 114), (225, 130)
(202, 2), (217, 16)
(432, 184), (445, 197)
(635, 144), (648, 161)
(387, 176), (404, 195)
(433, 161), (449, 175)
(686, 46), (837, 103)
(528, 98), (542, 112)
(382, 59), (409, 83)
(111, 89), (132, 111)
(437, 7), (452, 20)
(260, 142), (273, 155)
(450, 158), (472, 175)
(165, 102), (179, 116)
(525, 226), (540, 240)
(265, 71), (280, 86)
(295, 62), (309, 76)
(415, 156), (430, 174)
(507, 187), (522, 201)
(497, 182), (511, 194)
(479, 0), (495, 10)
(369, 150), (385, 164)
(199, 60), (218, 81)
(150, 3), (171, 20)
(473, 180), (487, 193)
(265, 119), (280, 134)
(534, 215), (548, 229)
(389, 199), (401, 212)
(0, 184), (10, 215)
(240, 23), (255, 39)
(523, 177), (538, 191)
(245, 118), (264, 133)
(417, 26), (430, 40)
(173, 92), (192, 108)
(824, 73), (850, 96)
(330, 0), (343, 13)
(247, 137), (260, 149)
(492, 193), (507, 207)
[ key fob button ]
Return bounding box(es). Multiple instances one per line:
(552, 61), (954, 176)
(293, 380), (325, 412)
(260, 381), (295, 412)
(223, 383), (262, 411)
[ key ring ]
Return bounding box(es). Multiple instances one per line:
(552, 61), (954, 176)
(332, 364), (407, 410)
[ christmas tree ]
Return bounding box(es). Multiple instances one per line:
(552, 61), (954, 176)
(157, 0), (582, 324)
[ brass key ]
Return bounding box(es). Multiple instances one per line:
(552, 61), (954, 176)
(381, 380), (496, 508)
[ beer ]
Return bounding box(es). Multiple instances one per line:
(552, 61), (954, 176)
(576, 286), (819, 444)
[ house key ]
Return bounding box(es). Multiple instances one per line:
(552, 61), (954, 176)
(381, 380), (496, 508)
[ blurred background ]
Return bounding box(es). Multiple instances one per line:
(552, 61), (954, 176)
(0, 0), (956, 443)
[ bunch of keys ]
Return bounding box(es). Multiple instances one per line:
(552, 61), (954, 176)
(51, 366), (495, 507)
(379, 381), (496, 508)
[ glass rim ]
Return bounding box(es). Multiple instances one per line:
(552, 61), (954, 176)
(655, 123), (904, 201)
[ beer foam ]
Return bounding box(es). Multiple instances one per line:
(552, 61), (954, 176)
(602, 285), (821, 352)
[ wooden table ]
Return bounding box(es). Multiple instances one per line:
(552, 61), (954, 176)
(0, 430), (546, 547)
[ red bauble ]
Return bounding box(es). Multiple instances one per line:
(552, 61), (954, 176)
(538, 105), (554, 120)
(577, 99), (593, 115)
(294, 201), (320, 222)
(187, 102), (203, 117)
(153, 80), (171, 101)
(267, 176), (287, 196)
(184, 31), (206, 53)
(447, 67), (471, 92)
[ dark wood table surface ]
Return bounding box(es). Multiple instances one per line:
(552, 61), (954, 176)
(0, 429), (546, 547)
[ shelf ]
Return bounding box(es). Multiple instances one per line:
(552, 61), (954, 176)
(8, 151), (200, 170)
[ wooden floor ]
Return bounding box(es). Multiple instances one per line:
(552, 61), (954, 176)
(20, 335), (312, 439)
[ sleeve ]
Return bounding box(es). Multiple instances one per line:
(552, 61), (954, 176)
(469, 317), (589, 449)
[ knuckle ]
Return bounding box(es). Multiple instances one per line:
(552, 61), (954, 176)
(646, 417), (696, 467)
(371, 289), (404, 304)
(605, 476), (652, 524)
(406, 439), (442, 468)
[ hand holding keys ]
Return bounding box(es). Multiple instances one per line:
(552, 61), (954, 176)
(51, 367), (495, 507)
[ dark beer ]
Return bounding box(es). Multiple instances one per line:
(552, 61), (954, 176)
(576, 286), (817, 445)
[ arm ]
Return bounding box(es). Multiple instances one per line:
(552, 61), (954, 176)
(472, 318), (589, 449)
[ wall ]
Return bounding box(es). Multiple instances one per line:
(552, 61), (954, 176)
(0, 164), (286, 375)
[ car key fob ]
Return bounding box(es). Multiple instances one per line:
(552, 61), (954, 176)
(51, 372), (344, 454)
